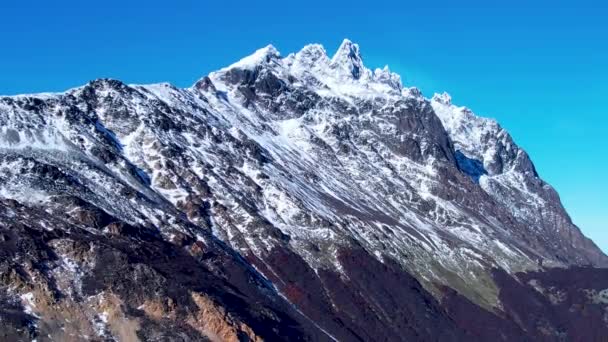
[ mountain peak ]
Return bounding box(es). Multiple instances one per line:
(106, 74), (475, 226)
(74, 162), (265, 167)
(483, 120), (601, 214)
(330, 38), (365, 79)
(432, 92), (452, 105)
(295, 44), (328, 62)
(332, 39), (361, 59)
(374, 65), (402, 91)
(224, 44), (280, 71)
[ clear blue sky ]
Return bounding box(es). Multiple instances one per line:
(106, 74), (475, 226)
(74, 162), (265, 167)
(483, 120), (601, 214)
(1, 0), (606, 252)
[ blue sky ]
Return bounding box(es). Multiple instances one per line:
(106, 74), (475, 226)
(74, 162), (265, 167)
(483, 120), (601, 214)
(1, 0), (606, 252)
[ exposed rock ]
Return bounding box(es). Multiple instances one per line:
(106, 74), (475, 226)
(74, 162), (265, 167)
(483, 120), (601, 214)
(0, 39), (606, 341)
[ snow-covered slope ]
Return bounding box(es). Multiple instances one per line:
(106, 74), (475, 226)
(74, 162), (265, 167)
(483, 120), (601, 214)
(1, 39), (607, 341)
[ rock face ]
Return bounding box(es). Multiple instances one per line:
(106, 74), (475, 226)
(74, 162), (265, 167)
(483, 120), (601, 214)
(1, 39), (607, 341)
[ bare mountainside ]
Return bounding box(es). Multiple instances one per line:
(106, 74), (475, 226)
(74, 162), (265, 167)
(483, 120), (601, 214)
(1, 39), (607, 341)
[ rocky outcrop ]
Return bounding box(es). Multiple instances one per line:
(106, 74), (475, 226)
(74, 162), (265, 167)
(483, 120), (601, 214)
(0, 199), (328, 341)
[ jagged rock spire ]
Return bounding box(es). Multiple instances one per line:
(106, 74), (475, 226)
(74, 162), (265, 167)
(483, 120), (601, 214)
(432, 92), (452, 105)
(206, 39), (404, 92)
(330, 39), (365, 79)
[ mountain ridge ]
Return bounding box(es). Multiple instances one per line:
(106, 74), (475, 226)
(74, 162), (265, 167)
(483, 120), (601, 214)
(1, 39), (607, 341)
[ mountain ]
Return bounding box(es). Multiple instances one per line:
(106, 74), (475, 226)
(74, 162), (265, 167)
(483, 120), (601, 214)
(1, 39), (607, 341)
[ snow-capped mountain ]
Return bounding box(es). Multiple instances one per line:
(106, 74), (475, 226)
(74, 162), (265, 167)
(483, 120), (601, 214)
(1, 39), (607, 341)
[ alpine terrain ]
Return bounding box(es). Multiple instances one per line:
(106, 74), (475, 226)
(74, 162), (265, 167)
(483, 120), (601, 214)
(1, 39), (607, 341)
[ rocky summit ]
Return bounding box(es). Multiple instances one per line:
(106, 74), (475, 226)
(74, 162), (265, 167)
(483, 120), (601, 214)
(1, 39), (607, 341)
